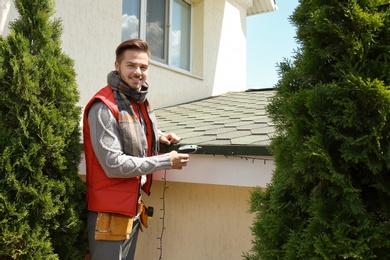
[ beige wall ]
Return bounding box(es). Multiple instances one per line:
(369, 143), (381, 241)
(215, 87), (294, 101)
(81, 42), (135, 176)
(135, 180), (256, 260)
(0, 0), (17, 35)
(0, 0), (250, 109)
(211, 0), (248, 96)
(54, 0), (122, 108)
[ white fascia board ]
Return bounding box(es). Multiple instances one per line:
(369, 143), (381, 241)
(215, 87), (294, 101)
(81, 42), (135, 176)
(247, 0), (278, 16)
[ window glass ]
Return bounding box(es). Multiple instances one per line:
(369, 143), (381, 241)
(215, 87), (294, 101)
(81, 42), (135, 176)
(122, 0), (140, 42)
(171, 0), (191, 70)
(121, 0), (191, 71)
(146, 0), (167, 61)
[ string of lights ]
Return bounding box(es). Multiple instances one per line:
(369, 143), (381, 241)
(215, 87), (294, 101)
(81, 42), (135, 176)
(157, 170), (168, 260)
(201, 150), (274, 164)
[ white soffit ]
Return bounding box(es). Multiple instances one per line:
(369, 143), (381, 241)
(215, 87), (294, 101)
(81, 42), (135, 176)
(247, 0), (278, 16)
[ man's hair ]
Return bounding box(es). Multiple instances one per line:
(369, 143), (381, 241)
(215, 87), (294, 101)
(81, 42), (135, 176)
(115, 38), (151, 62)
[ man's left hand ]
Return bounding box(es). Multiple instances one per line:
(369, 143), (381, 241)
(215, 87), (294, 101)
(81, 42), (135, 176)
(159, 133), (181, 145)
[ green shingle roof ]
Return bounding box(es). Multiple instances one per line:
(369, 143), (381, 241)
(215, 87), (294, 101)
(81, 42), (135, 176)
(156, 89), (276, 156)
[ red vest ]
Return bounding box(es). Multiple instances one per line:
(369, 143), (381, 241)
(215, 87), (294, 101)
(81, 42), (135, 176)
(83, 86), (152, 217)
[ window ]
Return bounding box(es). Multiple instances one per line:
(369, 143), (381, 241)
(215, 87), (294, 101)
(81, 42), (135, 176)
(122, 0), (191, 71)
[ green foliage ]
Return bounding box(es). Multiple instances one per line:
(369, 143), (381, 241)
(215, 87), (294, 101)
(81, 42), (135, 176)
(0, 0), (87, 259)
(245, 0), (390, 259)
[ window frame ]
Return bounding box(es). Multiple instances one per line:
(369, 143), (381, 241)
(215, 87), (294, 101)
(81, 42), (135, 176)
(122, 0), (192, 72)
(170, 0), (192, 71)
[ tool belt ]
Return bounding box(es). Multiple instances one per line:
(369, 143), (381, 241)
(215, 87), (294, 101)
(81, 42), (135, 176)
(95, 200), (153, 241)
(95, 212), (133, 241)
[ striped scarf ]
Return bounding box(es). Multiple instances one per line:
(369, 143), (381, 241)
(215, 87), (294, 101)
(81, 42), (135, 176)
(107, 71), (159, 157)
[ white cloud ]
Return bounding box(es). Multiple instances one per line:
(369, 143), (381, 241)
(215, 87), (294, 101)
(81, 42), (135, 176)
(121, 14), (139, 41)
(170, 30), (181, 67)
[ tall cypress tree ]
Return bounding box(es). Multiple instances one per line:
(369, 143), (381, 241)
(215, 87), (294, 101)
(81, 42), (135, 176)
(245, 0), (390, 259)
(0, 0), (87, 259)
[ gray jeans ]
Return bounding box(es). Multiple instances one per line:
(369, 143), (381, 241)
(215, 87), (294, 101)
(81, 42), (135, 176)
(87, 211), (140, 260)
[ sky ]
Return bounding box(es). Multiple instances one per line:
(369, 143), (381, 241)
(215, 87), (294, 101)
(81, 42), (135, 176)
(246, 0), (300, 89)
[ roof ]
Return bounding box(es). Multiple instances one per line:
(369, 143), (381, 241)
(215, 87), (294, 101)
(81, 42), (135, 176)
(247, 0), (278, 16)
(156, 89), (276, 156)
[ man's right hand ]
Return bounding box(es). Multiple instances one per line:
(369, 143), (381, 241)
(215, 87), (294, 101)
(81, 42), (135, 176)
(169, 151), (189, 169)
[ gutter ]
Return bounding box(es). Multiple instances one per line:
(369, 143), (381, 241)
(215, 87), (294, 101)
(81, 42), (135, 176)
(160, 143), (272, 157)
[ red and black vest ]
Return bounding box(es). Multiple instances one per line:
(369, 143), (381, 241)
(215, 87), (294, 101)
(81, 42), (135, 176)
(83, 86), (152, 217)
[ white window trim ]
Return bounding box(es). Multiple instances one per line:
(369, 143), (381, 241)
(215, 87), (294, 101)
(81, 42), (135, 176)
(139, 0), (147, 39)
(135, 0), (192, 73)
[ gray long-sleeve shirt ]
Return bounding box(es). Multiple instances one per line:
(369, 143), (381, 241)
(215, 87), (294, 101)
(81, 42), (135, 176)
(87, 101), (172, 179)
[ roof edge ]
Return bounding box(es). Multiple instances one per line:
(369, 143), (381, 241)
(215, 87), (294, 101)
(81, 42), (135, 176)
(160, 144), (272, 157)
(247, 0), (278, 16)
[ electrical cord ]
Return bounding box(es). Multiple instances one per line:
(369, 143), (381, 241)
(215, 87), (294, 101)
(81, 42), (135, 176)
(157, 170), (168, 259)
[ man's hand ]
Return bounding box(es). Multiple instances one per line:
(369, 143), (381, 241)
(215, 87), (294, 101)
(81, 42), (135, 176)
(160, 133), (189, 169)
(159, 133), (181, 145)
(169, 151), (189, 169)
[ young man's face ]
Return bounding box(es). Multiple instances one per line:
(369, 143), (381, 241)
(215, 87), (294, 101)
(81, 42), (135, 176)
(115, 49), (149, 90)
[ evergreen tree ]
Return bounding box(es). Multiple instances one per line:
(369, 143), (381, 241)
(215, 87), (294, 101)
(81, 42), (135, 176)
(245, 0), (390, 259)
(0, 0), (87, 259)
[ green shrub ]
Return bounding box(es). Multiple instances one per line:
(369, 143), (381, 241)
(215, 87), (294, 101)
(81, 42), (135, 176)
(245, 1), (390, 259)
(0, 0), (87, 259)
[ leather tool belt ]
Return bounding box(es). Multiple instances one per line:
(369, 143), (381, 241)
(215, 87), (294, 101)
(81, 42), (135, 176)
(95, 199), (153, 240)
(95, 212), (133, 241)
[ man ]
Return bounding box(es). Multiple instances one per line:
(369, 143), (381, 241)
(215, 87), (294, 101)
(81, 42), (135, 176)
(83, 38), (190, 260)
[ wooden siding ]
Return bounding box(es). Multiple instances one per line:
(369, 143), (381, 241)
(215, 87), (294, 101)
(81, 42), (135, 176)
(135, 180), (256, 260)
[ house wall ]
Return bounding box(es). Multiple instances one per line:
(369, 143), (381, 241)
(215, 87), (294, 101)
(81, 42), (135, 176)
(54, 0), (121, 109)
(1, 0), (250, 109)
(0, 0), (17, 35)
(210, 0), (248, 96)
(135, 180), (257, 260)
(52, 0), (122, 109)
